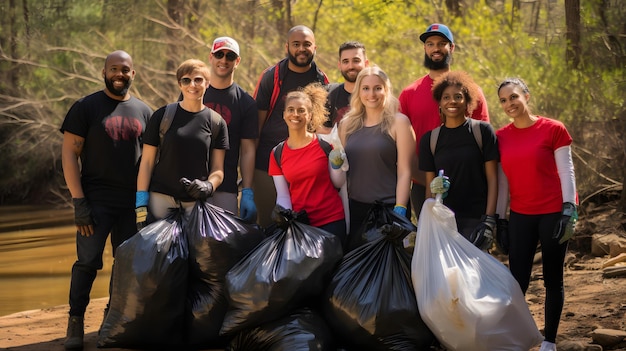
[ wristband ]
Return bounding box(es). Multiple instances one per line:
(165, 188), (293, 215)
(136, 191), (149, 208)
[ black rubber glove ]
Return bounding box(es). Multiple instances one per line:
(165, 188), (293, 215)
(180, 177), (214, 200)
(553, 202), (578, 244)
(72, 198), (93, 226)
(469, 214), (497, 250)
(496, 218), (510, 255)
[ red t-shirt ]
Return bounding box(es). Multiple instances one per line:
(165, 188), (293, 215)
(268, 137), (345, 227)
(497, 116), (572, 215)
(399, 74), (489, 184)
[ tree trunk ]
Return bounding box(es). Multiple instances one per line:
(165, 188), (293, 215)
(166, 0), (184, 72)
(565, 0), (581, 68)
(445, 0), (461, 17)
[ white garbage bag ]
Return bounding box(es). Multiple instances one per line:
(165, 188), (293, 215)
(411, 198), (544, 351)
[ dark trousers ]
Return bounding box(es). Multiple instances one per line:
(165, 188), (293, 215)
(509, 210), (567, 343)
(69, 204), (136, 317)
(319, 219), (347, 252)
(410, 183), (426, 221)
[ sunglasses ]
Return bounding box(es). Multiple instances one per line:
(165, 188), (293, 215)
(179, 77), (205, 86)
(213, 50), (238, 61)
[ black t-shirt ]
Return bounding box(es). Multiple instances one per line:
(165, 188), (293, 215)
(60, 90), (153, 208)
(143, 104), (229, 201)
(418, 119), (499, 219)
(203, 83), (258, 193)
(324, 83), (351, 128)
(255, 66), (325, 171)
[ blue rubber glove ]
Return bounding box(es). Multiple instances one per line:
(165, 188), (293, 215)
(430, 174), (450, 199)
(239, 188), (257, 223)
(553, 202), (578, 244)
(135, 191), (149, 231)
(393, 205), (407, 217)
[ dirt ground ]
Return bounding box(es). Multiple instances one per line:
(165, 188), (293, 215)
(1, 200), (625, 351)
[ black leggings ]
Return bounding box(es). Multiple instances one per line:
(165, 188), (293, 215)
(509, 210), (568, 343)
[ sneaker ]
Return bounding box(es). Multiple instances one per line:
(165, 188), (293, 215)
(539, 341), (557, 351)
(64, 316), (84, 350)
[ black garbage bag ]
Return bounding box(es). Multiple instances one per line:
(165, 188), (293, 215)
(346, 202), (414, 252)
(98, 208), (188, 348)
(324, 222), (436, 351)
(226, 308), (335, 351)
(185, 201), (265, 348)
(221, 208), (343, 336)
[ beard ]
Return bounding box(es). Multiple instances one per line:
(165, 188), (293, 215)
(341, 69), (359, 83)
(423, 53), (451, 71)
(104, 76), (131, 97)
(288, 51), (314, 68)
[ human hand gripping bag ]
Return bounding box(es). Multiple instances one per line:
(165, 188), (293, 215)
(345, 201), (408, 252)
(411, 197), (544, 350)
(98, 207), (188, 349)
(220, 208), (343, 336)
(323, 218), (436, 350)
(184, 201), (266, 348)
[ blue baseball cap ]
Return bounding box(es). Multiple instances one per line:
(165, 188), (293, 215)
(419, 23), (454, 44)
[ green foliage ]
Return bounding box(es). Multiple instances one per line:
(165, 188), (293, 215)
(0, 0), (624, 204)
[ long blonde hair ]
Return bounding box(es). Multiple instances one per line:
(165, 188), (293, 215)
(341, 66), (398, 138)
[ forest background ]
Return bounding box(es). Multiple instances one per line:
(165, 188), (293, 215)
(0, 0), (624, 214)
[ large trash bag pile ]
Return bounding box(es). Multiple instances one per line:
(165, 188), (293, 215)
(98, 208), (188, 348)
(324, 204), (436, 350)
(98, 202), (265, 349)
(221, 208), (343, 336)
(411, 198), (544, 351)
(98, 196), (541, 350)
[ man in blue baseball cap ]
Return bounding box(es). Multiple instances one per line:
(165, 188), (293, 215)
(399, 23), (490, 221)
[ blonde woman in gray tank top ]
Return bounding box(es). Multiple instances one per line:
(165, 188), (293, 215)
(336, 66), (416, 241)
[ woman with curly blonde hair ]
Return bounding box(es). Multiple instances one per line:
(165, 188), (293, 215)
(337, 66), (416, 243)
(268, 83), (346, 242)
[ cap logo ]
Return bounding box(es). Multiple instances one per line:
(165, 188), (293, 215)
(431, 24), (440, 31)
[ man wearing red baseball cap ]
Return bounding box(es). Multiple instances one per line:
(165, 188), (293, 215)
(204, 36), (259, 223)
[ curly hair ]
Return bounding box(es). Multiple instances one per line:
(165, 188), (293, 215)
(431, 71), (480, 116)
(285, 83), (329, 132)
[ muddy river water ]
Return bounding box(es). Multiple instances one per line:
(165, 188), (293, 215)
(0, 205), (112, 316)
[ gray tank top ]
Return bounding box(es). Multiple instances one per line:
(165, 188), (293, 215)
(344, 124), (397, 204)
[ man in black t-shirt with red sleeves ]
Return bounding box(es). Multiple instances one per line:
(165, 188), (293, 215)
(252, 25), (329, 228)
(59, 50), (152, 350)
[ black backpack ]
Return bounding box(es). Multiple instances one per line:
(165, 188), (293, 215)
(272, 138), (333, 169)
(157, 102), (221, 162)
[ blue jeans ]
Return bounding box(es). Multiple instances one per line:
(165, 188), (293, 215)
(68, 204), (136, 317)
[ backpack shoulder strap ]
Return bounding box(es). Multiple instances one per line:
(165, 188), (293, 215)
(469, 118), (483, 152)
(317, 138), (332, 157)
(159, 103), (178, 146)
(273, 141), (286, 169)
(208, 109), (222, 148)
(429, 126), (442, 155)
(430, 121), (483, 156)
(265, 63), (282, 125)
